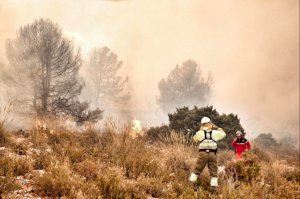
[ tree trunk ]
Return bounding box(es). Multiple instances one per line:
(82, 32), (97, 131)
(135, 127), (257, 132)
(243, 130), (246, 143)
(41, 61), (51, 114)
(41, 64), (47, 113)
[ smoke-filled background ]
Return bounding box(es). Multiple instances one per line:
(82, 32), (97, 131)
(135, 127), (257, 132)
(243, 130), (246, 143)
(0, 0), (299, 140)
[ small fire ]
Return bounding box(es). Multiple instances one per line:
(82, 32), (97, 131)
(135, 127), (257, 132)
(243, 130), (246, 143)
(129, 119), (144, 138)
(34, 120), (47, 131)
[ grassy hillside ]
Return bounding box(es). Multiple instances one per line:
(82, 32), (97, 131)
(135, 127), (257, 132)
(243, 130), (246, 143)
(0, 119), (299, 198)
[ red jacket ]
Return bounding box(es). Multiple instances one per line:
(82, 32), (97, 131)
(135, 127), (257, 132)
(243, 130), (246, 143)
(232, 138), (251, 155)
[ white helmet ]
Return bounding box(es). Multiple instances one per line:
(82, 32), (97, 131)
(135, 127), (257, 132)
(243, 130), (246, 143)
(201, 116), (211, 124)
(236, 131), (242, 136)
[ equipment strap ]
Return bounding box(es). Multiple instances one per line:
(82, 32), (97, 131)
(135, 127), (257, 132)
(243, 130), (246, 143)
(199, 149), (217, 154)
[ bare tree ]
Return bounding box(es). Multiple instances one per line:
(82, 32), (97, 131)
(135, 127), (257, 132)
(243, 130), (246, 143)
(158, 59), (212, 113)
(2, 18), (102, 123)
(84, 47), (131, 118)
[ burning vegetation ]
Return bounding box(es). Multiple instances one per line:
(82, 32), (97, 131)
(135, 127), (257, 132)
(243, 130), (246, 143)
(0, 5), (298, 198)
(0, 104), (299, 198)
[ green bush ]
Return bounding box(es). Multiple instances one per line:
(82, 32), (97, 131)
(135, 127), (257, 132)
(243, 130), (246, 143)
(168, 106), (244, 149)
(254, 133), (279, 149)
(146, 125), (171, 142)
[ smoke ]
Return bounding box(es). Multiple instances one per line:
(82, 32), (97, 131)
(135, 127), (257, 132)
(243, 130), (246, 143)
(0, 0), (298, 140)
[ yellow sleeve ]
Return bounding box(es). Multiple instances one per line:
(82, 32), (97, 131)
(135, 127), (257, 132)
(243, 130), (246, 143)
(193, 130), (205, 142)
(212, 128), (226, 141)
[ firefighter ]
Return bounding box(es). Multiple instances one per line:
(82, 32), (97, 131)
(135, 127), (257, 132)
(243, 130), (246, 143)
(232, 131), (251, 160)
(190, 116), (226, 192)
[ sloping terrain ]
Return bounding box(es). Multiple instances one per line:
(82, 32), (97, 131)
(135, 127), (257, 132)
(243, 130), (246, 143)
(0, 120), (299, 198)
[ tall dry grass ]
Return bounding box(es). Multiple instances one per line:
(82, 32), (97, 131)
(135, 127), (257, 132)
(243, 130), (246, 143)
(0, 101), (13, 147)
(0, 117), (299, 198)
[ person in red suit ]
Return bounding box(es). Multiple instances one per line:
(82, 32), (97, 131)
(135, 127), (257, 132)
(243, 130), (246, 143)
(232, 131), (251, 160)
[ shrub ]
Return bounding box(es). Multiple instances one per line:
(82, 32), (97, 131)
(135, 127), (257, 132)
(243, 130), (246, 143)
(47, 130), (74, 146)
(170, 180), (202, 198)
(12, 157), (33, 176)
(218, 150), (235, 165)
(65, 145), (87, 164)
(146, 125), (170, 142)
(115, 135), (162, 179)
(0, 155), (32, 177)
(273, 181), (300, 198)
(11, 142), (28, 155)
(29, 129), (48, 148)
(0, 102), (13, 147)
(0, 129), (9, 147)
(165, 156), (190, 173)
(282, 168), (300, 183)
(32, 152), (55, 170)
(1, 118), (299, 198)
(165, 156), (190, 182)
(94, 170), (139, 198)
(34, 163), (80, 197)
(251, 146), (271, 163)
(0, 175), (19, 196)
(74, 159), (99, 180)
(79, 181), (101, 198)
(0, 155), (14, 176)
(254, 133), (279, 149)
(159, 131), (193, 146)
(82, 130), (102, 146)
(226, 152), (260, 182)
(168, 106), (245, 149)
(137, 177), (165, 198)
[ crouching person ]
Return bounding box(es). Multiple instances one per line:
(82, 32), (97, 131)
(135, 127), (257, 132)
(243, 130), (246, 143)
(190, 116), (226, 193)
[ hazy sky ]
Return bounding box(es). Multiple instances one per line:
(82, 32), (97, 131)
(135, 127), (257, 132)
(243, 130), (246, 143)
(0, 0), (299, 139)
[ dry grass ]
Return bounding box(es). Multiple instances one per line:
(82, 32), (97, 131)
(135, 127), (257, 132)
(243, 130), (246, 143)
(0, 154), (33, 177)
(0, 102), (13, 147)
(0, 118), (299, 198)
(33, 163), (80, 197)
(0, 175), (19, 195)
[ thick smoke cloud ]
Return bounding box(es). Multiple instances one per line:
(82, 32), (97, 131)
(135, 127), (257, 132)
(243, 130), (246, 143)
(0, 0), (298, 140)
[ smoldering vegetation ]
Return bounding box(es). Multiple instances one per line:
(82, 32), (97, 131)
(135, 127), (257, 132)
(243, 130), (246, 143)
(0, 0), (299, 143)
(0, 15), (299, 198)
(0, 112), (299, 198)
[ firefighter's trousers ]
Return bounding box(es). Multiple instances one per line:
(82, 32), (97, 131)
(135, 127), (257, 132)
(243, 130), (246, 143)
(195, 151), (218, 180)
